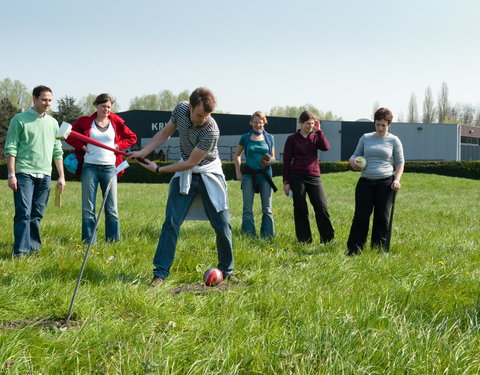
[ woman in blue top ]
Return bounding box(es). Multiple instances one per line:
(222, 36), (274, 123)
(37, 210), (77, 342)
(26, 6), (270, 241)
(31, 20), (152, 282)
(347, 107), (405, 255)
(234, 111), (277, 238)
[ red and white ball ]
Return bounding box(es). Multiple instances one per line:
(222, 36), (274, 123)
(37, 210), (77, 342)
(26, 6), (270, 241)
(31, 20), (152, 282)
(203, 268), (223, 287)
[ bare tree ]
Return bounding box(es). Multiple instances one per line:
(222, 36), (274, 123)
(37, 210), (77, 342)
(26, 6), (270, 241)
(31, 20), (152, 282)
(451, 102), (462, 124)
(437, 82), (451, 123)
(422, 86), (436, 123)
(407, 93), (419, 122)
(475, 106), (480, 127)
(459, 103), (476, 126)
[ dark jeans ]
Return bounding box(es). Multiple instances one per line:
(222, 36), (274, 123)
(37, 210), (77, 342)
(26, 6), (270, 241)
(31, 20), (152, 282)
(153, 175), (234, 280)
(289, 174), (334, 244)
(13, 173), (51, 256)
(347, 176), (394, 255)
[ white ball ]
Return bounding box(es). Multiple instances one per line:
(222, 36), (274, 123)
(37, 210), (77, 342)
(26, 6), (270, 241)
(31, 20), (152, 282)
(355, 156), (367, 169)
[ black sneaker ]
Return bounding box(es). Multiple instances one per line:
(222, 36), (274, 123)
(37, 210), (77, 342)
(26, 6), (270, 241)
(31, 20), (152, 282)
(149, 276), (164, 287)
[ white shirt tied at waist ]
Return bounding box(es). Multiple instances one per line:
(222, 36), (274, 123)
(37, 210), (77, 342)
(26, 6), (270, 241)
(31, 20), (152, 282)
(174, 158), (228, 213)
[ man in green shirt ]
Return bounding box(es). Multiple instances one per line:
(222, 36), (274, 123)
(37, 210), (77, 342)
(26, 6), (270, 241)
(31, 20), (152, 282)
(4, 85), (65, 257)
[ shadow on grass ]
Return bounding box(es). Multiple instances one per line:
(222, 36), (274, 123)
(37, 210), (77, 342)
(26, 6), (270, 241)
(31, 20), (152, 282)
(36, 262), (141, 285)
(37, 263), (105, 281)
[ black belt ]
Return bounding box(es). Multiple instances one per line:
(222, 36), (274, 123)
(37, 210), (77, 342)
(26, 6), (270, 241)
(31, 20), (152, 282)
(241, 165), (278, 193)
(84, 163), (114, 167)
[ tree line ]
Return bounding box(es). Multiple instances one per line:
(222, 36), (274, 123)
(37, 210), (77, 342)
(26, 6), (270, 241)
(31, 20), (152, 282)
(402, 82), (480, 126)
(2, 77), (479, 158)
(0, 77), (345, 158)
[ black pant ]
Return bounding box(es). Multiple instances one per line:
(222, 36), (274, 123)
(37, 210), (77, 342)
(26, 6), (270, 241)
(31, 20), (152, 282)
(289, 174), (335, 244)
(347, 176), (394, 255)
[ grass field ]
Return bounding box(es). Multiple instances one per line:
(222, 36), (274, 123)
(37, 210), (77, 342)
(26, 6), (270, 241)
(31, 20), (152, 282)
(0, 171), (479, 374)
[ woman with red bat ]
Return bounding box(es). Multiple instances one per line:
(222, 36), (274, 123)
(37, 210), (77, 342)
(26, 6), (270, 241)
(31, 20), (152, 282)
(66, 94), (137, 243)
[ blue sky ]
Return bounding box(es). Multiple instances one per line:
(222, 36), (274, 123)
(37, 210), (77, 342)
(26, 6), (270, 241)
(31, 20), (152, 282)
(1, 0), (479, 120)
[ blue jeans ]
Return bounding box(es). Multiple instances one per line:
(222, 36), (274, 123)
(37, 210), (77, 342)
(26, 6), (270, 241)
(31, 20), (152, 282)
(241, 173), (274, 238)
(81, 164), (119, 243)
(13, 173), (51, 256)
(153, 175), (234, 280)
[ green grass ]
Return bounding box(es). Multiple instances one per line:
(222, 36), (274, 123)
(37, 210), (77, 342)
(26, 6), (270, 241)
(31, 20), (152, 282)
(0, 172), (479, 374)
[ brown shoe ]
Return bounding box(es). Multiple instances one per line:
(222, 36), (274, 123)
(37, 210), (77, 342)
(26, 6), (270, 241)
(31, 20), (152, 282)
(149, 276), (164, 287)
(225, 274), (242, 283)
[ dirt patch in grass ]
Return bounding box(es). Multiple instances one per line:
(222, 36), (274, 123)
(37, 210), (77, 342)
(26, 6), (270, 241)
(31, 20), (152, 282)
(0, 317), (81, 330)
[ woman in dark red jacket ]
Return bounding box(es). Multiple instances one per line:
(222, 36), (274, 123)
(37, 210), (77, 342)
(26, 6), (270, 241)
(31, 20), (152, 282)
(67, 93), (137, 243)
(282, 110), (334, 244)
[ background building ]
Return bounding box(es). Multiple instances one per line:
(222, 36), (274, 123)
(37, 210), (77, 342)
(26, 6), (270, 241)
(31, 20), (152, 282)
(116, 110), (480, 162)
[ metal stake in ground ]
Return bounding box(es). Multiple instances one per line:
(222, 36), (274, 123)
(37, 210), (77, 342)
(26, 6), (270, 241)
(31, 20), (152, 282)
(385, 190), (398, 254)
(65, 161), (129, 322)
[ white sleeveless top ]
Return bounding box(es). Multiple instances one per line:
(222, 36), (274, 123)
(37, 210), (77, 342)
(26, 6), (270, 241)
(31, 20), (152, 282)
(84, 121), (116, 165)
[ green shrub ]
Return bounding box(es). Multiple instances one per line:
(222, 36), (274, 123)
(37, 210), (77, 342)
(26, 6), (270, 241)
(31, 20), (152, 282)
(119, 162), (175, 183)
(219, 161), (351, 181)
(0, 160), (478, 181)
(404, 161), (480, 179)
